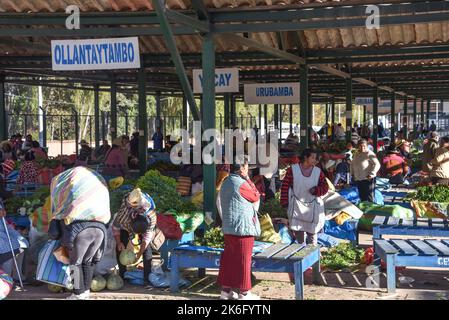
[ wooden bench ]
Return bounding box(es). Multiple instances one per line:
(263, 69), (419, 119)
(374, 238), (449, 293)
(169, 243), (321, 300)
(372, 216), (449, 239)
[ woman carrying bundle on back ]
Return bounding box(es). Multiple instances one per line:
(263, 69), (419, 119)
(49, 166), (111, 300)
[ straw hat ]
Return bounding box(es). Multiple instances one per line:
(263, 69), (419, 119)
(0, 140), (12, 149)
(127, 188), (143, 207)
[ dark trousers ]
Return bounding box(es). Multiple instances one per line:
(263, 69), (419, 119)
(355, 179), (375, 202)
(116, 230), (152, 285)
(69, 228), (104, 295)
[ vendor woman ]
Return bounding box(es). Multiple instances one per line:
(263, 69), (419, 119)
(112, 188), (157, 286)
(280, 148), (329, 245)
(217, 157), (261, 300)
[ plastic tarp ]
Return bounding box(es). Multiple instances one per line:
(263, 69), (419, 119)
(324, 220), (357, 242)
(358, 202), (414, 231)
(338, 187), (384, 205)
(323, 190), (364, 219)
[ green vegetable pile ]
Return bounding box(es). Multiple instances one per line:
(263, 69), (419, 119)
(5, 187), (50, 215)
(320, 243), (365, 271)
(194, 227), (224, 248)
(258, 192), (287, 219)
(407, 185), (449, 202)
(136, 169), (196, 213)
(109, 189), (129, 216)
(36, 158), (63, 169)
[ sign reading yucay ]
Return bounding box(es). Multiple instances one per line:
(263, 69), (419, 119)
(193, 68), (239, 93)
(244, 83), (300, 104)
(51, 37), (140, 71)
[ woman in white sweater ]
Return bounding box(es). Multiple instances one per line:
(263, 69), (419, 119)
(350, 139), (381, 202)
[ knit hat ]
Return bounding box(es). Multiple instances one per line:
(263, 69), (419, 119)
(2, 159), (15, 178)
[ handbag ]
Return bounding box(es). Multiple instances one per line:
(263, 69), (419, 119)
(48, 219), (62, 240)
(150, 227), (165, 251)
(36, 240), (73, 289)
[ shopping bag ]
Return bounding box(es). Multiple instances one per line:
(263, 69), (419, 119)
(36, 240), (73, 289)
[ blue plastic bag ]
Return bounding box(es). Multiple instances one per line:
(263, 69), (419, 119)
(338, 187), (360, 205)
(124, 270), (191, 288)
(274, 223), (293, 244)
(324, 220), (357, 241)
(374, 189), (384, 205)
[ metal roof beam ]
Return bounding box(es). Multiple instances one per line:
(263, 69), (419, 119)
(165, 9), (210, 33)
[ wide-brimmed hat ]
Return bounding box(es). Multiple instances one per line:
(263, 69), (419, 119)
(127, 188), (144, 207)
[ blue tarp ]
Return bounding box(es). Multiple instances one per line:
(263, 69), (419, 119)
(324, 220), (357, 242)
(338, 186), (384, 205)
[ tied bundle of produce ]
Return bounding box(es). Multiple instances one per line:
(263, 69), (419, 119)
(51, 166), (111, 225)
(408, 185), (449, 219)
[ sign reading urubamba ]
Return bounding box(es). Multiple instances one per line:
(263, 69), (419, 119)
(51, 37), (140, 71)
(244, 82), (300, 104)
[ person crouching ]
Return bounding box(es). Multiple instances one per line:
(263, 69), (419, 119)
(112, 188), (157, 286)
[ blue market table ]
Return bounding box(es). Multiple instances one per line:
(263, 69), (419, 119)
(169, 243), (321, 300)
(372, 216), (449, 239)
(374, 238), (449, 293)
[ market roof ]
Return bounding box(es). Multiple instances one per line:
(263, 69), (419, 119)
(1, 0), (449, 100)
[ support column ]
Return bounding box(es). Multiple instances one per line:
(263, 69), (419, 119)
(259, 104), (262, 131)
(263, 104), (268, 135)
(110, 80), (117, 140)
(230, 94), (236, 128)
(224, 94), (230, 129)
(0, 79), (6, 141)
(156, 91), (162, 133)
(427, 100), (431, 128)
(421, 99), (425, 127)
(274, 104), (279, 130)
(403, 97), (408, 139)
(363, 104), (367, 123)
(331, 96), (335, 139)
(182, 96), (188, 130)
(413, 98), (417, 133)
(94, 85), (100, 149)
(345, 78), (352, 141)
(299, 66), (308, 149)
(289, 104), (293, 134)
(325, 99), (329, 124)
(391, 93), (396, 142)
(138, 67), (148, 176)
(73, 108), (79, 155)
(202, 33), (216, 222)
(373, 87), (379, 153)
(308, 94), (312, 146)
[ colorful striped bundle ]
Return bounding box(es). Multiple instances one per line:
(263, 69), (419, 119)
(51, 166), (111, 225)
(31, 196), (52, 233)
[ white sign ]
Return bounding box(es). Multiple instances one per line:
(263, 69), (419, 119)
(193, 68), (239, 93)
(244, 83), (300, 104)
(51, 37), (140, 71)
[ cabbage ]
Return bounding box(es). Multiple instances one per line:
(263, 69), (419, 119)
(47, 284), (63, 293)
(106, 274), (124, 291)
(90, 275), (107, 292)
(119, 249), (136, 266)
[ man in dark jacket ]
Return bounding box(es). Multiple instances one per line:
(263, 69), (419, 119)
(422, 132), (439, 173)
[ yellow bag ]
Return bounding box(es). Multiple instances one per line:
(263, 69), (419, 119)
(335, 212), (351, 225)
(191, 191), (204, 208)
(109, 176), (124, 190)
(258, 214), (282, 243)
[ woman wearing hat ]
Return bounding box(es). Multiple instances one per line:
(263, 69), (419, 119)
(112, 188), (157, 286)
